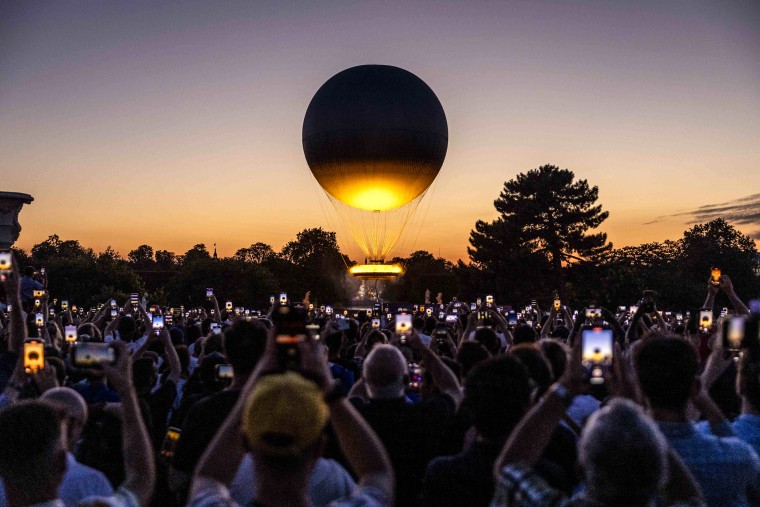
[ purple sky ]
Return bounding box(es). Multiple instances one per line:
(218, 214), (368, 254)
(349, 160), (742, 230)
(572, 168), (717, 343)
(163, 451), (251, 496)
(2, 0), (759, 261)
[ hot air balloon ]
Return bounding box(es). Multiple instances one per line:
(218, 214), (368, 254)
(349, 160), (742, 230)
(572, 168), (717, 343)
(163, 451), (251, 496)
(303, 65), (448, 278)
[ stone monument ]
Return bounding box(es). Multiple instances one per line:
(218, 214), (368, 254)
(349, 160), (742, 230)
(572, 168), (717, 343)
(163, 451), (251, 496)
(0, 192), (34, 249)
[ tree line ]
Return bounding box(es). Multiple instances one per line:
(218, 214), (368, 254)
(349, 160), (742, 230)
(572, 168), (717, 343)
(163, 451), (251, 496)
(11, 164), (760, 310)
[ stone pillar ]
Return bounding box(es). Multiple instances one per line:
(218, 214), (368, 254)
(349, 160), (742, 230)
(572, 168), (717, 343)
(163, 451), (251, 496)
(0, 192), (34, 249)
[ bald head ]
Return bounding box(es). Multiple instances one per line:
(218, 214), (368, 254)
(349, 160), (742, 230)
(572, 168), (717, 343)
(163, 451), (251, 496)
(41, 388), (88, 447)
(363, 345), (407, 399)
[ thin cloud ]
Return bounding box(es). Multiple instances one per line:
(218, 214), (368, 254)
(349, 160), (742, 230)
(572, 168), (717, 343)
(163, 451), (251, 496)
(644, 193), (760, 239)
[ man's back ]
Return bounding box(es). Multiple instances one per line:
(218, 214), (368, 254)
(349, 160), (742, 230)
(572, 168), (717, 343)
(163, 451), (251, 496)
(659, 421), (760, 506)
(353, 394), (455, 507)
(172, 390), (240, 474)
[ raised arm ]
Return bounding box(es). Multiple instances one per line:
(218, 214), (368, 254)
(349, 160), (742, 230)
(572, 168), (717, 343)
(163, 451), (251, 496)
(103, 341), (156, 506)
(408, 331), (462, 407)
(719, 275), (750, 316)
(2, 255), (26, 352)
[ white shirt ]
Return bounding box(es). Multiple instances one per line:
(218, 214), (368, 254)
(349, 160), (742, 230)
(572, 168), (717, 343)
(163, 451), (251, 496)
(230, 454), (355, 506)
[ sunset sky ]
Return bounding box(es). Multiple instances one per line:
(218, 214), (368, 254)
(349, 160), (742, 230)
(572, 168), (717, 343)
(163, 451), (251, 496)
(2, 1), (759, 262)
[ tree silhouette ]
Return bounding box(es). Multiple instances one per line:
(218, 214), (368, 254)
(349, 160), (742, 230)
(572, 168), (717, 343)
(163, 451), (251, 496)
(469, 164), (611, 296)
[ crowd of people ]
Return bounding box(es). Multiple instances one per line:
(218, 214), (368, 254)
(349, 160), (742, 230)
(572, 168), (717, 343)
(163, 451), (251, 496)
(0, 252), (758, 507)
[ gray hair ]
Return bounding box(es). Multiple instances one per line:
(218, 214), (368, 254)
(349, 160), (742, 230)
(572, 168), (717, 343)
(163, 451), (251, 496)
(363, 344), (407, 399)
(579, 398), (668, 504)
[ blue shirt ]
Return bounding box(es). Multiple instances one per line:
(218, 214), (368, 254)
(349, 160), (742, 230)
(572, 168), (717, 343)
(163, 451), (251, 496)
(20, 276), (43, 304)
(658, 421), (760, 506)
(733, 414), (760, 457)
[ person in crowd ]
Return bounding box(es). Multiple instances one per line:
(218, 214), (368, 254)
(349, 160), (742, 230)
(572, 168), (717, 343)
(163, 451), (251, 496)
(169, 320), (268, 501)
(634, 334), (760, 505)
(187, 327), (394, 507)
(0, 341), (155, 507)
(492, 340), (705, 506)
(348, 334), (462, 506)
(19, 266), (45, 308)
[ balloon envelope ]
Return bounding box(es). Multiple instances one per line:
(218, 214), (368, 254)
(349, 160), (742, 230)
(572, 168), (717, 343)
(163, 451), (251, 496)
(303, 65), (448, 211)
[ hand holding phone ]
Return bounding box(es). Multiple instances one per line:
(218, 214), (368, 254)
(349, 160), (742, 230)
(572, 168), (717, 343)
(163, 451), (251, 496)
(581, 328), (613, 385)
(24, 339), (45, 374)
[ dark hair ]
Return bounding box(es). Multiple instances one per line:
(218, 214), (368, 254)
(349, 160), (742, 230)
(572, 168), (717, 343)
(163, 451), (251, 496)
(456, 341), (491, 378)
(550, 326), (570, 342)
(132, 357), (157, 396)
(474, 327), (500, 356)
(739, 353), (760, 413)
(117, 316), (137, 342)
(508, 344), (553, 397)
(0, 402), (64, 489)
(538, 339), (568, 380)
(634, 334), (698, 411)
(463, 356), (531, 442)
(413, 317), (425, 331)
(324, 331), (343, 354)
(198, 351), (228, 392)
(513, 324), (537, 345)
(23, 266), (35, 277)
(169, 327), (185, 347)
(223, 320), (268, 376)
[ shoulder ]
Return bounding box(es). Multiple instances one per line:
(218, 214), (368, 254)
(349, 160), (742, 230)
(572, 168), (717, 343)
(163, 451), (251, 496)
(329, 482), (392, 507)
(493, 463), (569, 507)
(186, 477), (240, 507)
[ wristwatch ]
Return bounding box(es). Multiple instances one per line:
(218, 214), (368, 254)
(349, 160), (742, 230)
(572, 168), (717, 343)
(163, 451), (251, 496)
(550, 383), (574, 407)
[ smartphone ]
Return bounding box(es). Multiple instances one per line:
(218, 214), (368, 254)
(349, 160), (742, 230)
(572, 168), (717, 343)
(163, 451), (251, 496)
(270, 295), (275, 305)
(35, 313), (44, 327)
(130, 293), (139, 306)
(206, 288), (214, 299)
(34, 289), (45, 298)
(386, 312), (393, 320)
(279, 293), (288, 305)
(371, 318), (380, 329)
(581, 328), (614, 385)
(225, 301), (233, 312)
(711, 267), (721, 286)
(308, 303), (314, 311)
(419, 305), (425, 313)
(470, 302), (476, 311)
(61, 300), (69, 311)
(210, 323), (222, 335)
(40, 267), (45, 276)
(160, 427), (181, 460)
(215, 364), (234, 380)
(110, 308), (118, 318)
(64, 325), (77, 343)
(585, 308), (602, 319)
(554, 299), (561, 311)
(407, 363), (423, 392)
(0, 251), (12, 274)
(152, 315), (164, 335)
(699, 310), (713, 332)
(48, 308), (55, 318)
(438, 311), (445, 320)
(476, 298), (482, 307)
(273, 304), (307, 370)
(445, 314), (458, 324)
(426, 308), (433, 317)
(723, 316), (745, 355)
(676, 312), (683, 322)
(72, 343), (116, 367)
(486, 295), (494, 307)
(165, 315), (173, 325)
(325, 306), (333, 315)
(24, 339), (45, 374)
(395, 313), (413, 337)
(618, 306), (627, 313)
